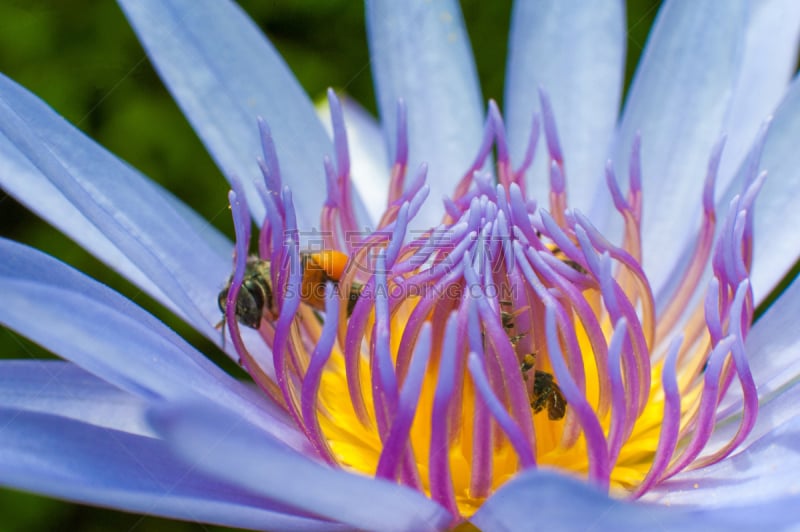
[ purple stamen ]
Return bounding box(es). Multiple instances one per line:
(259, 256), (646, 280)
(375, 323), (433, 481)
(406, 165), (430, 214)
(468, 352), (536, 468)
(693, 281), (757, 469)
(528, 247), (611, 416)
(595, 250), (649, 417)
(508, 183), (541, 248)
(661, 335), (735, 481)
(395, 265), (466, 381)
(512, 112), (541, 192)
(372, 251), (399, 434)
(488, 100), (513, 188)
(465, 301), (493, 498)
(628, 132), (642, 219)
(443, 196), (461, 220)
(322, 90), (359, 245)
(429, 312), (461, 515)
(225, 183), (285, 407)
(632, 335), (682, 497)
(549, 161), (568, 226)
(299, 281), (340, 464)
(605, 160), (631, 213)
(464, 259), (536, 447)
(343, 292), (377, 428)
(271, 235), (304, 421)
(544, 305), (609, 488)
(606, 318), (631, 467)
(537, 87), (564, 166)
(474, 172), (498, 202)
(494, 209), (515, 276)
(549, 160), (566, 195)
(385, 201), (409, 268)
(539, 210), (585, 267)
(253, 180), (274, 261)
(704, 276), (724, 344)
(224, 187), (250, 358)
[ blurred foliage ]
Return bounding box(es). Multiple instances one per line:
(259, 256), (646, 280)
(0, 1), (660, 530)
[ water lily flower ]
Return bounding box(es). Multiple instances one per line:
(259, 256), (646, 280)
(2, 0), (800, 530)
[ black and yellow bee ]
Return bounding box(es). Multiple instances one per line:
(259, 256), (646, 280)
(520, 353), (567, 421)
(218, 250), (361, 329)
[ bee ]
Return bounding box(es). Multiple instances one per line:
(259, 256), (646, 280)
(551, 246), (587, 274)
(499, 302), (527, 347)
(520, 353), (567, 421)
(496, 304), (568, 421)
(218, 250), (361, 329)
(217, 256), (274, 329)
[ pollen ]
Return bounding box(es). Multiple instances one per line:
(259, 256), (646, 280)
(222, 89), (762, 518)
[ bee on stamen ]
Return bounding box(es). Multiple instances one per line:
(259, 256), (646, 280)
(217, 256), (274, 329)
(499, 301), (529, 347)
(520, 352), (567, 421)
(551, 246), (587, 275)
(218, 250), (362, 330)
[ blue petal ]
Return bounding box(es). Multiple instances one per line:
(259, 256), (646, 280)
(117, 0), (333, 228)
(0, 360), (152, 436)
(710, 377), (800, 464)
(715, 274), (800, 431)
(504, 0), (625, 216)
(317, 96), (390, 224)
(732, 73), (800, 301)
(611, 1), (748, 292)
(0, 74), (230, 340)
(0, 238), (307, 452)
(647, 414), (800, 511)
(150, 401), (453, 532)
(715, 0), (800, 187)
(473, 469), (800, 530)
(366, 0), (484, 227)
(647, 278), (800, 508)
(0, 407), (343, 531)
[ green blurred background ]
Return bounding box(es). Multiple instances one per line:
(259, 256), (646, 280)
(0, 1), (661, 530)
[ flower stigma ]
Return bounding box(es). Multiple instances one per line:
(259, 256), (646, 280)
(220, 88), (763, 517)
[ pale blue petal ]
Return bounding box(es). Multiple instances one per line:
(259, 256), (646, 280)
(366, 0), (484, 227)
(0, 239), (307, 452)
(611, 1), (748, 292)
(474, 469), (800, 531)
(505, 0), (625, 215)
(0, 137), (166, 306)
(715, 0), (800, 187)
(737, 75), (800, 301)
(150, 401), (453, 532)
(646, 278), (800, 508)
(646, 415), (800, 510)
(714, 275), (800, 432)
(118, 0), (332, 228)
(0, 74), (230, 340)
(0, 360), (153, 436)
(709, 377), (800, 463)
(317, 96), (390, 225)
(0, 408), (343, 532)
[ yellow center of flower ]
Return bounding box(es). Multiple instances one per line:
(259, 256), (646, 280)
(307, 272), (686, 515)
(226, 91), (758, 521)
